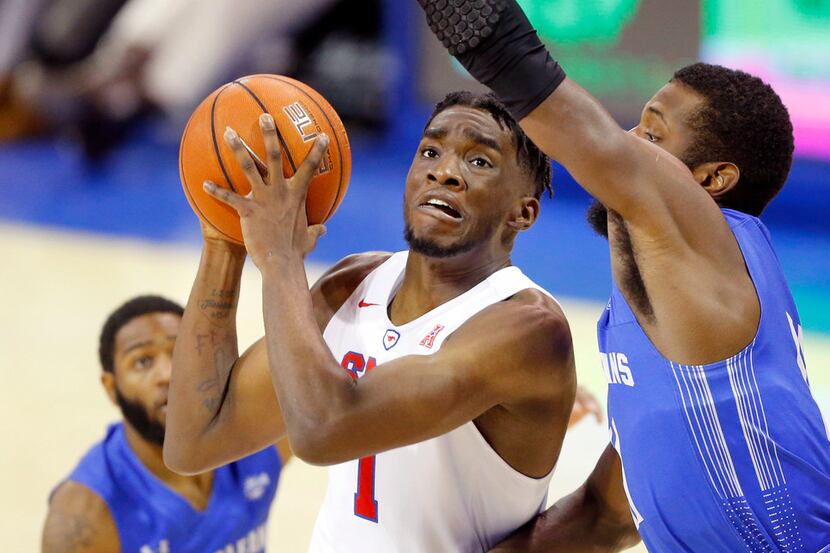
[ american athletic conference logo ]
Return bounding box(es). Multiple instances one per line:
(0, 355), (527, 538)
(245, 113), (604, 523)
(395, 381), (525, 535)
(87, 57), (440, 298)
(383, 329), (400, 350)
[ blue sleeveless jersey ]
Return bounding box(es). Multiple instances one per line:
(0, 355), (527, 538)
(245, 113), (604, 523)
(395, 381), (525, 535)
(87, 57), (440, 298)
(599, 209), (830, 553)
(62, 423), (281, 553)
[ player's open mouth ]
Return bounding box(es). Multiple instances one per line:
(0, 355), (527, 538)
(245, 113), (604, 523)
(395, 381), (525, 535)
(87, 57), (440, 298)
(419, 198), (462, 220)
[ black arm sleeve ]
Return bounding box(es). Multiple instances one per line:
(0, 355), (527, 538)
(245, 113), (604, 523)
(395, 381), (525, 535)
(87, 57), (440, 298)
(418, 0), (565, 120)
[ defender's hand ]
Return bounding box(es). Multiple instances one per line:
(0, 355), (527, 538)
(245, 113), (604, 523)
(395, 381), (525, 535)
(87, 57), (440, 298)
(203, 114), (328, 270)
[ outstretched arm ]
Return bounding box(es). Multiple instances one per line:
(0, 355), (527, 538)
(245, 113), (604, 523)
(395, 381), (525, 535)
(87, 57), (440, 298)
(418, 0), (760, 363)
(417, 0), (733, 249)
(491, 445), (641, 553)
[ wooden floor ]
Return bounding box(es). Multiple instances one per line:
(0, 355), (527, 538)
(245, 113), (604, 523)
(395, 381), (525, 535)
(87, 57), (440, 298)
(4, 222), (828, 552)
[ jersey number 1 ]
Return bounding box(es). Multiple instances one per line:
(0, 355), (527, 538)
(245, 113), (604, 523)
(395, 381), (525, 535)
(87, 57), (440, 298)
(340, 352), (380, 522)
(354, 455), (378, 522)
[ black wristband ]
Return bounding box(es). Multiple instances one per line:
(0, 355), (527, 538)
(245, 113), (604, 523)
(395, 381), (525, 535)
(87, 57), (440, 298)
(418, 0), (566, 120)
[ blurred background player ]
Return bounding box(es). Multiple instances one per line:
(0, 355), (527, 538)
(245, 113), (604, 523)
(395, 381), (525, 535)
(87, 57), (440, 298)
(0, 0), (372, 155)
(417, 1), (830, 551)
(42, 295), (289, 553)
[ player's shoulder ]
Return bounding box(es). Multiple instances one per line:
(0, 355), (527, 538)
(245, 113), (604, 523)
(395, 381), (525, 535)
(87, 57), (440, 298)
(320, 251), (393, 284)
(43, 481), (120, 552)
(311, 251), (393, 328)
(502, 288), (571, 345)
(312, 252), (392, 304)
(450, 287), (572, 368)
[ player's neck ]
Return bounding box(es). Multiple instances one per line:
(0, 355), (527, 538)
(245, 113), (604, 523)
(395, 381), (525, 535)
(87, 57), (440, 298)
(391, 248), (511, 325)
(122, 422), (214, 496)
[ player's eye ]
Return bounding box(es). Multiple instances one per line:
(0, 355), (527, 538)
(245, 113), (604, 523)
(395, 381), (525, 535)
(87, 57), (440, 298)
(645, 132), (659, 143)
(421, 147), (439, 158)
(470, 157), (492, 168)
(133, 356), (154, 370)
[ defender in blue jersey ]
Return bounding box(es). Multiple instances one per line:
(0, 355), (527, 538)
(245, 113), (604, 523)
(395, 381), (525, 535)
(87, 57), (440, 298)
(417, 1), (830, 552)
(42, 296), (289, 553)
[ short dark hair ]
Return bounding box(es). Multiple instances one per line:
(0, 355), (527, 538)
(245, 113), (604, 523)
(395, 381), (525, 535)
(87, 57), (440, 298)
(672, 63), (794, 216)
(98, 295), (184, 373)
(426, 91), (553, 200)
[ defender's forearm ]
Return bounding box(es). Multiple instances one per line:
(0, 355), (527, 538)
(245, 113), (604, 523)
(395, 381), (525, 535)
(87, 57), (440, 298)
(492, 487), (639, 553)
(165, 242), (246, 471)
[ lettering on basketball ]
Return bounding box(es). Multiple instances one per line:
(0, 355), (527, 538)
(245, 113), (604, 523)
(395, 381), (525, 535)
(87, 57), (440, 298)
(284, 102), (318, 141)
(283, 101), (332, 175)
(601, 351), (634, 386)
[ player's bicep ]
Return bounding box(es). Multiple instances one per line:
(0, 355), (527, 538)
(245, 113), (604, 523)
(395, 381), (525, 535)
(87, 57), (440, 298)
(42, 482), (120, 553)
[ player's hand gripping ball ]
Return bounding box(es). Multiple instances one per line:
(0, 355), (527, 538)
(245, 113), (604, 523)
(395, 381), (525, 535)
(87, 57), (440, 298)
(179, 74), (351, 244)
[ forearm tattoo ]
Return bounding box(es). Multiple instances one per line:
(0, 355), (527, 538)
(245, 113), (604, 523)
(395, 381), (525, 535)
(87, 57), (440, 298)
(194, 328), (237, 416)
(198, 288), (237, 320)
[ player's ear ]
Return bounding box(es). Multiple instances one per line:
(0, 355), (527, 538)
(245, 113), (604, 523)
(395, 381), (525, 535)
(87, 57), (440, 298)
(101, 371), (118, 406)
(693, 161), (740, 200)
(507, 196), (539, 232)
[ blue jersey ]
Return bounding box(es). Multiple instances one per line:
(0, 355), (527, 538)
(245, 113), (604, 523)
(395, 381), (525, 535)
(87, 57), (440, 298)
(60, 423), (281, 553)
(599, 209), (830, 553)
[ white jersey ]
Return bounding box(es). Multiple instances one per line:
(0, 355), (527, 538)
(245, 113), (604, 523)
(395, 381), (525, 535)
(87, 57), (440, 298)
(309, 251), (556, 553)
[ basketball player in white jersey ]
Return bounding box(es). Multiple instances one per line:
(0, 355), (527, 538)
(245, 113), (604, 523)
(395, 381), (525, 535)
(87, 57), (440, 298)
(164, 91), (577, 552)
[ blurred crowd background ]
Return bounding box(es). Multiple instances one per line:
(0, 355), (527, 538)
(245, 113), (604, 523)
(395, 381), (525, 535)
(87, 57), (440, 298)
(1, 0), (829, 550)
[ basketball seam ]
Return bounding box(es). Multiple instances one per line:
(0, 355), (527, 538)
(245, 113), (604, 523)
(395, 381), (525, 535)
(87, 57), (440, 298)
(182, 85), (241, 244)
(211, 83), (237, 193)
(266, 75), (346, 223)
(233, 79), (298, 173)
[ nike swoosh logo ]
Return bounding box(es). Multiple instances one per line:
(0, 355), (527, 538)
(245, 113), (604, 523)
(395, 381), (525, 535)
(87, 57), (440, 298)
(358, 299), (380, 308)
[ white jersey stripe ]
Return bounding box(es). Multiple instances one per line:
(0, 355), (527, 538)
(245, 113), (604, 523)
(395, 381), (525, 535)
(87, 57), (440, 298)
(686, 366), (738, 497)
(727, 340), (788, 491)
(693, 365), (743, 496)
(728, 349), (772, 490)
(671, 365), (728, 498)
(671, 363), (743, 499)
(747, 343), (787, 485)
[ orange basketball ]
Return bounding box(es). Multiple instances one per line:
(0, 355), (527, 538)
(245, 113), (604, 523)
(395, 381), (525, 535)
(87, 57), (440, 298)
(179, 74), (351, 244)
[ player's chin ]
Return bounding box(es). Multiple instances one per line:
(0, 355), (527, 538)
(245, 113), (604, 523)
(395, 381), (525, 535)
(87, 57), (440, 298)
(405, 228), (475, 259)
